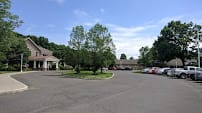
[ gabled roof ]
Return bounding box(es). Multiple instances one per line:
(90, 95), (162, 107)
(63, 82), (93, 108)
(25, 37), (52, 55)
(38, 46), (52, 55)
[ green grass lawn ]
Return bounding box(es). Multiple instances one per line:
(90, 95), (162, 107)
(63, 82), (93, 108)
(133, 70), (142, 73)
(64, 70), (113, 80)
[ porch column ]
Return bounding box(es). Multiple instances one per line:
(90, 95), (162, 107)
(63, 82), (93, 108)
(56, 62), (59, 70)
(38, 62), (41, 68)
(47, 62), (49, 70)
(33, 61), (36, 69)
(43, 60), (47, 71)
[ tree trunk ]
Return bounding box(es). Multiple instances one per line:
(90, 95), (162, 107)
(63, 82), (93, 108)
(93, 68), (96, 75)
(100, 66), (103, 73)
(180, 57), (185, 67)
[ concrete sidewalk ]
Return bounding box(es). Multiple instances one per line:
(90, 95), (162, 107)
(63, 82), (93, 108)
(0, 72), (33, 94)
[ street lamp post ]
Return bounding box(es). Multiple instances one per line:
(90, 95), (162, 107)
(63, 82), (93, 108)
(20, 53), (23, 72)
(197, 31), (200, 68)
(175, 57), (178, 68)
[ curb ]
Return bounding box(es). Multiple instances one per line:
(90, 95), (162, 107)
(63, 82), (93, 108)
(0, 72), (35, 95)
(0, 76), (28, 95)
(103, 73), (115, 80)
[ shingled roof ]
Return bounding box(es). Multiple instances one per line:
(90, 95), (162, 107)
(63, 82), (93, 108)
(25, 38), (53, 56)
(166, 58), (183, 66)
(116, 59), (138, 65)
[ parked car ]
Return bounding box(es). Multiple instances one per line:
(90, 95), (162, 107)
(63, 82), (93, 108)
(166, 69), (173, 77)
(156, 67), (170, 75)
(190, 71), (202, 81)
(108, 66), (117, 70)
(142, 67), (151, 73)
(102, 67), (108, 71)
(174, 66), (200, 79)
(173, 68), (184, 78)
(116, 66), (133, 70)
(116, 66), (125, 70)
(124, 66), (133, 70)
(166, 68), (182, 77)
(148, 67), (160, 74)
(163, 68), (171, 75)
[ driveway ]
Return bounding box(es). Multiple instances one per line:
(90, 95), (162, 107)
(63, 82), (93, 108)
(0, 71), (202, 113)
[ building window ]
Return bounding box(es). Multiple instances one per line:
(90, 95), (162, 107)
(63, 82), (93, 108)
(36, 52), (38, 56)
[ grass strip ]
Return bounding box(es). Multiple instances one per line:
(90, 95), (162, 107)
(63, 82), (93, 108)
(64, 70), (113, 80)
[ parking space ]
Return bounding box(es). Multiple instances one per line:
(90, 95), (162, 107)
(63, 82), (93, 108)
(142, 67), (202, 97)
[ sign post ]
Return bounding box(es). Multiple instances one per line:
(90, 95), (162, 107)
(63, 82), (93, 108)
(21, 53), (23, 72)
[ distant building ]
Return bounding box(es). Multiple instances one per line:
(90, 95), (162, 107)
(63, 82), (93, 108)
(165, 58), (197, 67)
(25, 38), (59, 70)
(166, 58), (183, 67)
(116, 59), (139, 69)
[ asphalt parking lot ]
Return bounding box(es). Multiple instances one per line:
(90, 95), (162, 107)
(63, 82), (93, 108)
(0, 71), (202, 113)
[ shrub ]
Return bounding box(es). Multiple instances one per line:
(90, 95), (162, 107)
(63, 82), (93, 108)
(59, 64), (73, 70)
(0, 64), (7, 71)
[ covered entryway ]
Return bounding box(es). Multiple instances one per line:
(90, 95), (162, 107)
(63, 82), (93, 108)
(29, 56), (59, 70)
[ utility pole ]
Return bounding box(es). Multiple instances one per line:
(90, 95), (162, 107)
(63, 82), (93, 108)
(197, 30), (201, 68)
(175, 57), (178, 68)
(20, 53), (23, 72)
(143, 47), (146, 67)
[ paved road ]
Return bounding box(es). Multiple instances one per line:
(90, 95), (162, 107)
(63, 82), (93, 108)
(0, 71), (202, 113)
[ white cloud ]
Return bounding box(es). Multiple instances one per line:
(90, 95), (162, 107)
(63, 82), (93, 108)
(114, 36), (156, 59)
(158, 14), (202, 26)
(159, 16), (184, 24)
(64, 13), (202, 59)
(64, 23), (157, 59)
(108, 24), (157, 59)
(83, 22), (94, 27)
(74, 9), (88, 17)
(78, 19), (102, 28)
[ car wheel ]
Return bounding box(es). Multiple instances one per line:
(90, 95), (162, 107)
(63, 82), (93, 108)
(176, 75), (180, 79)
(180, 73), (187, 79)
(190, 75), (196, 81)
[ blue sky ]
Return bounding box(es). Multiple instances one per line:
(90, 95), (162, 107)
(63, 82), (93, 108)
(11, 0), (202, 59)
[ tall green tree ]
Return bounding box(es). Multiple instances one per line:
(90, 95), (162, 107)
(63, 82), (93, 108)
(120, 53), (127, 59)
(64, 48), (77, 68)
(138, 46), (153, 67)
(0, 0), (23, 40)
(153, 21), (194, 66)
(0, 0), (23, 44)
(129, 57), (134, 60)
(189, 24), (202, 60)
(0, 0), (26, 70)
(28, 35), (49, 49)
(87, 23), (115, 74)
(0, 32), (30, 70)
(68, 25), (85, 73)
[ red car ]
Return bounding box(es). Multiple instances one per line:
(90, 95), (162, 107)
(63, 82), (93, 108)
(148, 67), (160, 74)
